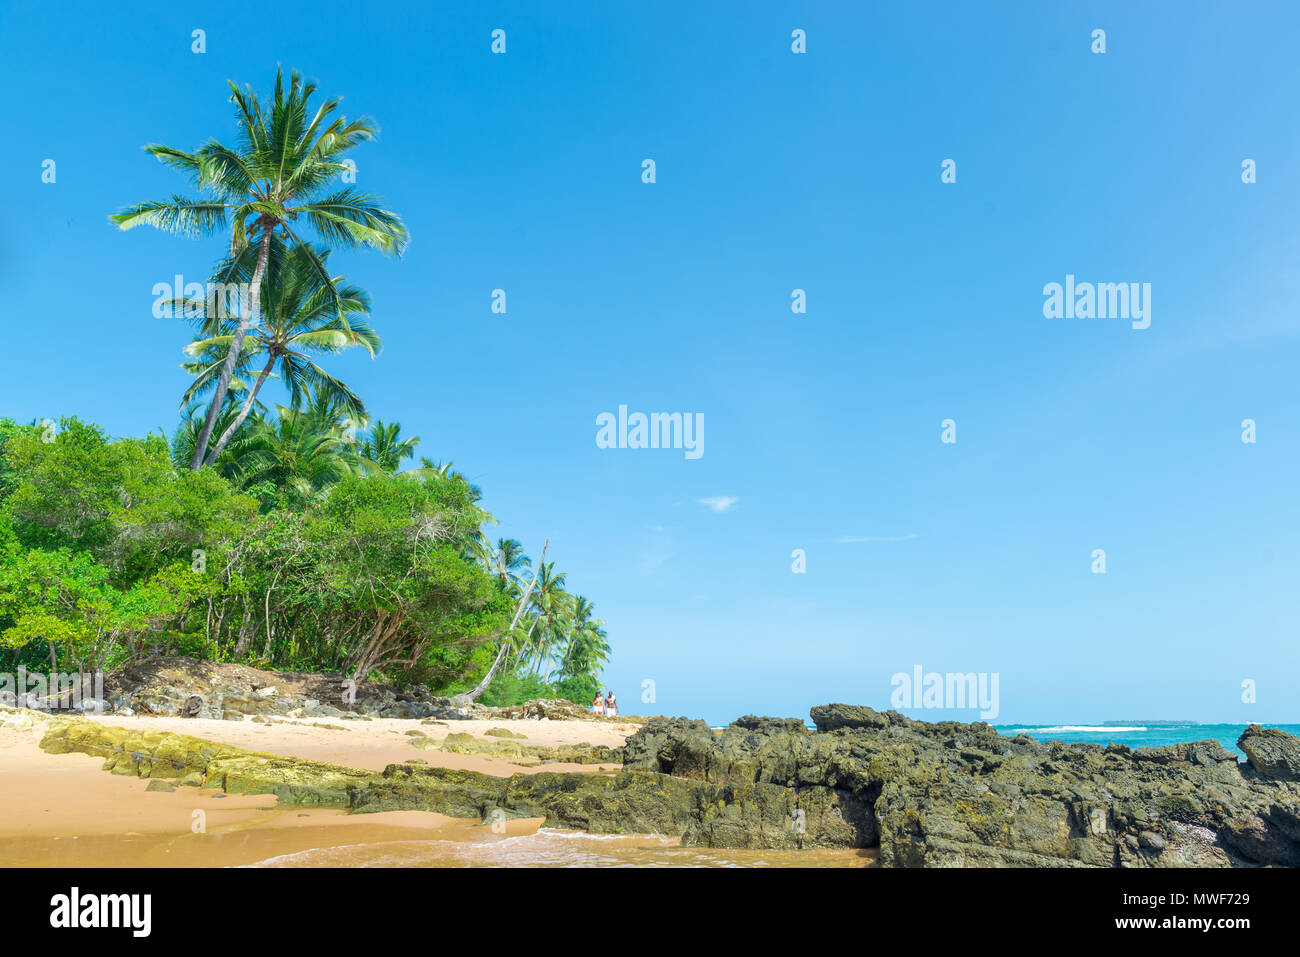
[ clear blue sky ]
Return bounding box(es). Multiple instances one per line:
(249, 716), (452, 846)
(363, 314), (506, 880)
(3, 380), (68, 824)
(3, 1), (1297, 725)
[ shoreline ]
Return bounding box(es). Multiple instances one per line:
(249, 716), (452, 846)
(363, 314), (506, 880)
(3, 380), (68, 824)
(6, 702), (1297, 868)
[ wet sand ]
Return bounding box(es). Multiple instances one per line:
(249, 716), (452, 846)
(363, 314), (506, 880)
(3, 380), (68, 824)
(0, 726), (548, 866)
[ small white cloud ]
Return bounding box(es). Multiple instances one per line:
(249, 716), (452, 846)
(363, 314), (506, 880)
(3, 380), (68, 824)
(832, 533), (918, 544)
(698, 496), (738, 513)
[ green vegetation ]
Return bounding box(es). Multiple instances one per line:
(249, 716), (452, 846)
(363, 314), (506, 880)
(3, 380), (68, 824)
(0, 68), (611, 705)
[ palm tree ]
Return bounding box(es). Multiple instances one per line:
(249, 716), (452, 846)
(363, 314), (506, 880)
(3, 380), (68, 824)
(112, 66), (407, 469)
(172, 399), (255, 471)
(559, 595), (611, 678)
(415, 458), (484, 502)
(489, 538), (532, 593)
(526, 562), (572, 677)
(181, 242), (380, 463)
(458, 540), (549, 704)
(357, 421), (420, 474)
(227, 403), (356, 498)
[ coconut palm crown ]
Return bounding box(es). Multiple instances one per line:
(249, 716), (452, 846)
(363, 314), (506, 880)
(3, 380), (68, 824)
(111, 67), (407, 469)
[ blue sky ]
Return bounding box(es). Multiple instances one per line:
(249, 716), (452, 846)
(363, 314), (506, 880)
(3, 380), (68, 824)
(2, 1), (1298, 725)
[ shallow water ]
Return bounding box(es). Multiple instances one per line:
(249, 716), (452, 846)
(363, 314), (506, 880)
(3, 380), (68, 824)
(245, 829), (876, 868)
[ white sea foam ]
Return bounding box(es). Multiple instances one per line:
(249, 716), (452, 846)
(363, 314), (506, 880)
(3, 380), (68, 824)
(1008, 725), (1148, 734)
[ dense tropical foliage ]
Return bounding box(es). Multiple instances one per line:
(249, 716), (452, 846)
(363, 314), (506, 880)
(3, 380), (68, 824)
(0, 69), (612, 706)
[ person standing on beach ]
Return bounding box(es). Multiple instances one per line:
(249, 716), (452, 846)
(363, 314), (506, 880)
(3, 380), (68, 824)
(605, 691), (618, 717)
(591, 692), (605, 716)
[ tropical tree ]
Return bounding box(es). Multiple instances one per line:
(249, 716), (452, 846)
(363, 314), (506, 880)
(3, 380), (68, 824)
(111, 66), (407, 469)
(227, 405), (356, 501)
(489, 538), (531, 594)
(180, 242), (380, 463)
(525, 561), (572, 677)
(172, 401), (250, 472)
(358, 421), (420, 474)
(458, 540), (547, 703)
(416, 459), (483, 502)
(559, 595), (610, 679)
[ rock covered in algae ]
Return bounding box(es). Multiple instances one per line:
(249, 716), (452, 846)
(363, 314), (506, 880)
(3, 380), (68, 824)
(413, 731), (622, 765)
(39, 717), (373, 805)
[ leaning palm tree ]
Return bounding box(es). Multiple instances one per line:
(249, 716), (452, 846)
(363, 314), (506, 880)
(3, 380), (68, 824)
(180, 242), (380, 463)
(111, 66), (407, 469)
(457, 540), (549, 704)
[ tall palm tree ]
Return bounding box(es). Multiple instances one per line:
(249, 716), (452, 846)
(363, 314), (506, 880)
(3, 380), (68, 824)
(181, 242), (380, 463)
(112, 66), (408, 469)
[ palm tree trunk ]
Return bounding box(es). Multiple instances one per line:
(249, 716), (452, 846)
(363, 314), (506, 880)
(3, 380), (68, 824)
(204, 353), (275, 464)
(190, 221), (271, 469)
(458, 540), (547, 704)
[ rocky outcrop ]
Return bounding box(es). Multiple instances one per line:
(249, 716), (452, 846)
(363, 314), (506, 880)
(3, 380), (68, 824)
(38, 717), (373, 804)
(409, 731), (623, 765)
(488, 698), (642, 723)
(28, 703), (1300, 867)
(617, 708), (1300, 866)
(13, 657), (649, 723)
(94, 657), (495, 721)
(1238, 725), (1300, 781)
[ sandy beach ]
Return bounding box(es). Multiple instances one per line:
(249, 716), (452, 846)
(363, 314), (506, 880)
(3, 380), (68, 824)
(0, 713), (634, 867)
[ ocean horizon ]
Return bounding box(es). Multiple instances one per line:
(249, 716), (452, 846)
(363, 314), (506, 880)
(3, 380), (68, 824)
(993, 723), (1300, 754)
(698, 712), (1300, 755)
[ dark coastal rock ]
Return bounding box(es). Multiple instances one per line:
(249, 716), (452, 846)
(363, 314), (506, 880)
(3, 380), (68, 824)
(617, 713), (1300, 867)
(729, 715), (808, 734)
(809, 703), (891, 732)
(1219, 813), (1300, 866)
(1238, 725), (1300, 781)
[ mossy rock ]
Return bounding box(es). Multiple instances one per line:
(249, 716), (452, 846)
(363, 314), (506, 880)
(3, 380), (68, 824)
(39, 718), (374, 807)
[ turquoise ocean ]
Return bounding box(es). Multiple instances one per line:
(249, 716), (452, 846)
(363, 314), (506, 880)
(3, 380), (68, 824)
(994, 723), (1300, 754)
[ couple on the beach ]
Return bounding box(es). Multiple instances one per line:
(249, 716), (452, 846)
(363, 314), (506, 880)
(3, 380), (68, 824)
(590, 690), (618, 717)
